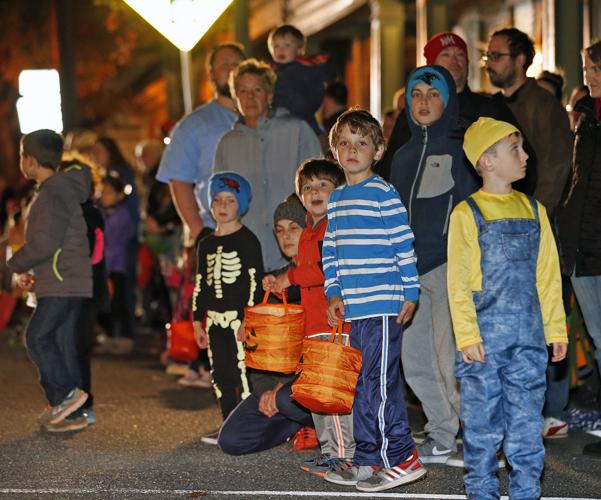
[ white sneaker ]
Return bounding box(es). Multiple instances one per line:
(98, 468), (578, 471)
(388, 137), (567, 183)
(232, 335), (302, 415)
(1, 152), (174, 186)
(543, 417), (568, 439)
(201, 430), (220, 445)
(177, 370), (212, 388)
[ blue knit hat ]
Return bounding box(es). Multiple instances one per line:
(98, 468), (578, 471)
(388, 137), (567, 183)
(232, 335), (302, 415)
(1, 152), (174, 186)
(208, 172), (252, 216)
(406, 66), (450, 107)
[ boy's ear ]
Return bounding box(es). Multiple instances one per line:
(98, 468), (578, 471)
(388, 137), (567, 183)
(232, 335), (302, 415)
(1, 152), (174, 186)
(374, 144), (385, 162)
(478, 153), (494, 173)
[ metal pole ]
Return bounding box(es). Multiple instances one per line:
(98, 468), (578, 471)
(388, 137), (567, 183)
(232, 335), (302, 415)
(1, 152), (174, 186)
(180, 49), (193, 114)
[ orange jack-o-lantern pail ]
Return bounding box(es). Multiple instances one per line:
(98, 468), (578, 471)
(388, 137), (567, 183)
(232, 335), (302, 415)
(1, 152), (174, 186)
(243, 291), (305, 373)
(167, 321), (199, 363)
(291, 320), (362, 414)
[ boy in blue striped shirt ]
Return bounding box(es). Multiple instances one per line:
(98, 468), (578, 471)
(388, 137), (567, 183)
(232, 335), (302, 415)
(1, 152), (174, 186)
(322, 109), (425, 492)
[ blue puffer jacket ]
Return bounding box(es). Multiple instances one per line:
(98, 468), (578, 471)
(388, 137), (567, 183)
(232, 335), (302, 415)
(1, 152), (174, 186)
(390, 65), (479, 275)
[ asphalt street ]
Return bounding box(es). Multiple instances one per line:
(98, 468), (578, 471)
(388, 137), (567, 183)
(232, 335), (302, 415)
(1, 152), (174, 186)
(1, 329), (601, 500)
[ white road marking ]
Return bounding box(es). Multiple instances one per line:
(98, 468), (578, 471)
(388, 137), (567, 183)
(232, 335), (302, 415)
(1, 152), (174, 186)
(0, 489), (598, 499)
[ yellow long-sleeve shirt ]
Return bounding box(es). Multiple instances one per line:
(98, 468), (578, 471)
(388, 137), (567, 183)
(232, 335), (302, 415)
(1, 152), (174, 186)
(447, 189), (567, 350)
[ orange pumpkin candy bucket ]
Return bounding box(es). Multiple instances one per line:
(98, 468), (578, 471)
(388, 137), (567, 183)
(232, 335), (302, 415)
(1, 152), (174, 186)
(166, 321), (199, 363)
(291, 320), (362, 414)
(243, 291), (305, 373)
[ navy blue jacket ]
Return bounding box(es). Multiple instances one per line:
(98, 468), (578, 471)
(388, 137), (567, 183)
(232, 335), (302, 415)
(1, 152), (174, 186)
(389, 65), (479, 275)
(273, 55), (336, 135)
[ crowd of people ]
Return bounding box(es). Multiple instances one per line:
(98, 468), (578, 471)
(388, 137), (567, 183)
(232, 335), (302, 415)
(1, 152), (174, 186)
(2, 22), (601, 497)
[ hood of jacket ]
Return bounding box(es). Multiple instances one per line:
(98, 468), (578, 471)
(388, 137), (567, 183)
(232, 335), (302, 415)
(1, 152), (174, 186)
(49, 162), (92, 204)
(405, 65), (458, 142)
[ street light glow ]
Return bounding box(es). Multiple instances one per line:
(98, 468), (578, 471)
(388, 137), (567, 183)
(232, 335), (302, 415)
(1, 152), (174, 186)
(16, 69), (63, 133)
(123, 0), (234, 52)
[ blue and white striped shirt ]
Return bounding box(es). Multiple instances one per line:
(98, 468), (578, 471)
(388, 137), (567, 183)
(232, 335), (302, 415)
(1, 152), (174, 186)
(323, 175), (420, 320)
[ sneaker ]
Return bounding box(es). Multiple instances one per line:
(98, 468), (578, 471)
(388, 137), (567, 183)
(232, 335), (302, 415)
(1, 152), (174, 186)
(166, 362), (190, 376)
(301, 454), (351, 477)
(324, 462), (377, 486)
(292, 426), (319, 451)
(44, 415), (88, 433)
(446, 448), (506, 469)
(543, 417), (568, 439)
(201, 430), (220, 445)
(39, 388), (88, 425)
(417, 436), (454, 464)
(583, 440), (601, 457)
(356, 449), (427, 492)
(177, 370), (212, 389)
(82, 409), (96, 425)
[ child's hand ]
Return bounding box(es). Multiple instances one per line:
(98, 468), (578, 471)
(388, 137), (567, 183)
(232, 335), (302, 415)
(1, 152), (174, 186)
(396, 301), (416, 325)
(236, 320), (246, 342)
(273, 273), (290, 293)
(461, 342), (486, 364)
(327, 296), (345, 327)
(16, 273), (35, 292)
(551, 342), (568, 362)
(262, 274), (276, 292)
(193, 320), (208, 349)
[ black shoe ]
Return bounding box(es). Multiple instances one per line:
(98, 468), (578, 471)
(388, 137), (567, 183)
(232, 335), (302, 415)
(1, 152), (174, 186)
(583, 440), (601, 457)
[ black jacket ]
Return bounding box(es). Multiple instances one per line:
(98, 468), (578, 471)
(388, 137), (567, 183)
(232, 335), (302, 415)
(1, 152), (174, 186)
(556, 96), (601, 277)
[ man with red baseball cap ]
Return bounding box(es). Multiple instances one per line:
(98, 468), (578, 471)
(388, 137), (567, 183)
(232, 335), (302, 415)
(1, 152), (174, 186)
(379, 32), (536, 197)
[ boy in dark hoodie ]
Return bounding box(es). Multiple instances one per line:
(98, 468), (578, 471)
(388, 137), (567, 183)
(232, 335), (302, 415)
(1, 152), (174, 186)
(389, 66), (479, 465)
(8, 129), (93, 432)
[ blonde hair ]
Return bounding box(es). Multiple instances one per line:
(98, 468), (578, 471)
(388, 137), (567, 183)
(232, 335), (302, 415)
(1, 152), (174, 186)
(229, 58), (277, 100)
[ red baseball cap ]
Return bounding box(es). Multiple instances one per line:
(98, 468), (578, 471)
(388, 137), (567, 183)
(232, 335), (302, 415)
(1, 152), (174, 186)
(424, 32), (468, 65)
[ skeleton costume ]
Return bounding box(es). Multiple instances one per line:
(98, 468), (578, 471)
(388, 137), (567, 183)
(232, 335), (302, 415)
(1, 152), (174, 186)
(192, 172), (264, 419)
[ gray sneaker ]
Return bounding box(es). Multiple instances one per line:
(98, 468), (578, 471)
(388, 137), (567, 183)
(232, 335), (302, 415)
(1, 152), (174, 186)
(324, 463), (375, 486)
(39, 388), (88, 425)
(446, 448), (506, 469)
(44, 416), (88, 433)
(356, 450), (427, 492)
(417, 436), (454, 464)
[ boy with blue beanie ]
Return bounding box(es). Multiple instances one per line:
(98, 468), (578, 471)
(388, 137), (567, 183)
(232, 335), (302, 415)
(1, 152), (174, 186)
(389, 65), (479, 465)
(449, 117), (568, 498)
(192, 172), (264, 440)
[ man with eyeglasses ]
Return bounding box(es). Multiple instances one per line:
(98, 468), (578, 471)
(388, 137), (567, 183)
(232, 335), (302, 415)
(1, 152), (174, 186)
(380, 32), (534, 193)
(485, 27), (572, 215)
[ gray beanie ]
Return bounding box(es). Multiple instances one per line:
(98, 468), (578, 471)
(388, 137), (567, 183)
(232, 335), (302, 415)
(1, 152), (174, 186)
(273, 194), (307, 229)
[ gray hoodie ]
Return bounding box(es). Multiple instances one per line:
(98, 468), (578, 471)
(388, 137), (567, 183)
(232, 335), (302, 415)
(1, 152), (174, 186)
(8, 164), (93, 298)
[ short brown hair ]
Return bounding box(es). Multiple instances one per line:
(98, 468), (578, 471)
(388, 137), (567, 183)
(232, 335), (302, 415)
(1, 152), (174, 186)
(329, 108), (386, 151)
(295, 158), (345, 197)
(206, 43), (246, 71)
(268, 25), (305, 51)
(583, 38), (601, 66)
(229, 58), (277, 99)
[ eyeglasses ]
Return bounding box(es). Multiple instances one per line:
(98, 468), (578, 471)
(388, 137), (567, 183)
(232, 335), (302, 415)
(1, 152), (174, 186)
(482, 52), (515, 62)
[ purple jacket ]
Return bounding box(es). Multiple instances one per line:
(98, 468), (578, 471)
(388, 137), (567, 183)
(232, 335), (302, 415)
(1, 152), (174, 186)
(102, 204), (135, 274)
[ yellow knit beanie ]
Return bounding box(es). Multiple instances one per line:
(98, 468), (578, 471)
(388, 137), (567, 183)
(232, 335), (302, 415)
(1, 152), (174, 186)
(463, 117), (519, 167)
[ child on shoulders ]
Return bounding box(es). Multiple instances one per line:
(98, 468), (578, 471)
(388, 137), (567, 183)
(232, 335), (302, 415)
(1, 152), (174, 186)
(268, 24), (335, 137)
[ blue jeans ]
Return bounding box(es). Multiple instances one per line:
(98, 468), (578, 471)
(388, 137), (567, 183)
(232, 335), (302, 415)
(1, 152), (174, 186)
(571, 273), (601, 378)
(26, 297), (84, 406)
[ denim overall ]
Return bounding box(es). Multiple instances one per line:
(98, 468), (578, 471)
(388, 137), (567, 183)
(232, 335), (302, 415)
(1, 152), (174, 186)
(456, 196), (548, 500)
